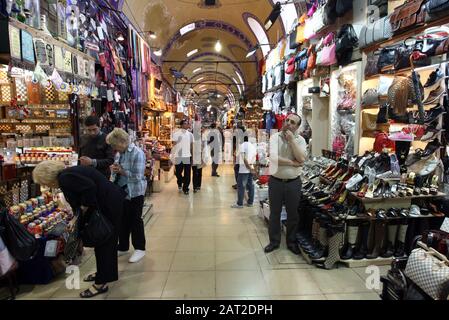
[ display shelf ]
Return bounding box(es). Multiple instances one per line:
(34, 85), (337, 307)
(339, 257), (393, 268)
(344, 213), (445, 221)
(350, 192), (446, 203)
(361, 15), (449, 53)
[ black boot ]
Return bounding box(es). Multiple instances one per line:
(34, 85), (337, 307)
(340, 225), (358, 260)
(394, 242), (405, 257)
(394, 222), (408, 257)
(382, 222), (398, 258)
(366, 221), (387, 259)
(353, 223), (370, 260)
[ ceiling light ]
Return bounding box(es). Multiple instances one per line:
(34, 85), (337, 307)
(149, 31), (157, 39)
(196, 77), (204, 82)
(264, 2), (281, 31)
(187, 49), (199, 57)
(193, 67), (202, 73)
(180, 23), (196, 36)
(153, 49), (162, 56)
(116, 32), (125, 42)
(217, 94), (221, 98)
(215, 40), (222, 52)
(246, 46), (258, 58)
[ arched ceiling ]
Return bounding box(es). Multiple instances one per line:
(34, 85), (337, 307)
(124, 0), (296, 107)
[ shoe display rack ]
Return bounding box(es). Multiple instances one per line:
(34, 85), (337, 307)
(297, 152), (447, 270)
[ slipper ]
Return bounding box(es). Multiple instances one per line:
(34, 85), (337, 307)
(80, 284), (108, 298)
(83, 273), (96, 282)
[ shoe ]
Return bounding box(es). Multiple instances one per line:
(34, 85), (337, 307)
(423, 85), (446, 105)
(246, 203), (254, 207)
(420, 128), (440, 141)
(212, 174), (220, 177)
(418, 157), (440, 176)
(388, 132), (414, 142)
(405, 149), (424, 166)
(178, 187), (182, 193)
(424, 105), (446, 124)
(193, 189), (198, 193)
(264, 243), (280, 253)
(376, 171), (401, 179)
(184, 191), (190, 195)
(117, 250), (129, 257)
(287, 243), (301, 255)
(129, 250), (146, 263)
(232, 184), (238, 190)
(409, 205), (421, 217)
(422, 139), (442, 158)
(231, 204), (244, 209)
(429, 175), (440, 195)
(309, 247), (328, 260)
(346, 174), (364, 190)
(424, 68), (444, 88)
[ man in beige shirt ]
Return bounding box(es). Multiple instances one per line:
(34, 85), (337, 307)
(265, 114), (308, 255)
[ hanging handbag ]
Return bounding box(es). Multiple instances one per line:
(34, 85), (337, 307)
(296, 13), (308, 45)
(320, 33), (337, 66)
(289, 29), (299, 50)
(426, 0), (449, 14)
(390, 0), (426, 35)
(79, 208), (114, 248)
(332, 135), (346, 153)
(324, 0), (337, 25)
(336, 0), (353, 17)
(373, 132), (395, 152)
(336, 24), (358, 66)
(405, 244), (449, 300)
(0, 207), (38, 261)
(310, 5), (325, 37)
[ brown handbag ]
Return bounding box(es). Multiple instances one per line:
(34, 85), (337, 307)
(362, 111), (378, 131)
(388, 76), (424, 116)
(390, 0), (426, 35)
(436, 37), (449, 56)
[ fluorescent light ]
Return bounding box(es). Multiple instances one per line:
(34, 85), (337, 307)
(196, 77), (204, 82)
(246, 47), (257, 58)
(217, 94), (221, 98)
(180, 23), (196, 36)
(187, 49), (198, 57)
(193, 67), (202, 73)
(215, 40), (222, 52)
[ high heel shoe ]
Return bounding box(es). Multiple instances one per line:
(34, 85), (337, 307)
(366, 179), (381, 198)
(357, 183), (369, 198)
(406, 172), (416, 186)
(373, 180), (384, 198)
(429, 175), (439, 195)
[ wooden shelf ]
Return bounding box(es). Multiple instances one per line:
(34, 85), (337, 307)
(350, 192), (446, 203)
(340, 257), (393, 268)
(361, 15), (449, 53)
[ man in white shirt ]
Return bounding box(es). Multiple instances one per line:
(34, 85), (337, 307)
(231, 135), (257, 209)
(172, 119), (194, 195)
(265, 114), (308, 255)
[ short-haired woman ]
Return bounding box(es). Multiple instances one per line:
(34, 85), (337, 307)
(106, 128), (147, 263)
(32, 161), (125, 298)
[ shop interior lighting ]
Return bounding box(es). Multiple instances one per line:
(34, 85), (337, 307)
(215, 40), (222, 52)
(149, 31), (157, 39)
(153, 49), (162, 56)
(193, 67), (202, 73)
(196, 77), (204, 82)
(180, 23), (196, 36)
(187, 49), (199, 57)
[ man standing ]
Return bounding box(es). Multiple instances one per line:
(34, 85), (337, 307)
(172, 119), (194, 195)
(231, 134), (257, 209)
(79, 115), (115, 178)
(207, 123), (223, 177)
(264, 114), (307, 255)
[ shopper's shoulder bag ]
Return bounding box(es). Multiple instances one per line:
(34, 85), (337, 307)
(79, 207), (114, 248)
(390, 0), (426, 34)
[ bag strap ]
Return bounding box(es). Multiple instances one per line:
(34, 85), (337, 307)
(417, 241), (449, 265)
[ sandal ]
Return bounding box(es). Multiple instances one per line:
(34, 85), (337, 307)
(83, 273), (96, 282)
(80, 284), (109, 298)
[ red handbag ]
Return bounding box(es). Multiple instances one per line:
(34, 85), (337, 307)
(373, 132), (395, 153)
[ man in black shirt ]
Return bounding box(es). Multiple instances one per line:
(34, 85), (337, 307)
(79, 115), (115, 178)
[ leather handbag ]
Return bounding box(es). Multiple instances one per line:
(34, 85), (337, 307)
(362, 89), (380, 106)
(319, 32), (337, 67)
(426, 0), (449, 13)
(296, 14), (308, 45)
(79, 209), (114, 248)
(405, 244), (449, 300)
(362, 111), (378, 131)
(421, 230), (449, 256)
(311, 5), (326, 36)
(390, 0), (426, 35)
(336, 0), (352, 17)
(365, 52), (380, 77)
(289, 29), (299, 50)
(324, 0), (337, 25)
(336, 24), (358, 66)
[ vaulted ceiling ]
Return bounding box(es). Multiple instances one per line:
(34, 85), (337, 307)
(123, 0), (299, 108)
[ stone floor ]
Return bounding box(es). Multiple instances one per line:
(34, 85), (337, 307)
(8, 165), (387, 300)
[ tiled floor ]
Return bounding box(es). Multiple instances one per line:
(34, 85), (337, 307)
(10, 166), (385, 300)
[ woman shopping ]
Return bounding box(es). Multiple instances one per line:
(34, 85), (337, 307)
(106, 128), (147, 263)
(32, 161), (125, 298)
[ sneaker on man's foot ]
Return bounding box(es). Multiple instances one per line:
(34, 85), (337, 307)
(231, 204), (244, 209)
(246, 203), (254, 207)
(129, 250), (146, 263)
(232, 184), (238, 189)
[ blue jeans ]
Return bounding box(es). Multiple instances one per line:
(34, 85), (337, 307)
(237, 173), (254, 206)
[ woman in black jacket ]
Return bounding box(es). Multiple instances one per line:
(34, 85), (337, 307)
(32, 161), (125, 298)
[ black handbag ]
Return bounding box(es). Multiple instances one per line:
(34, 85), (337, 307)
(79, 209), (114, 248)
(324, 0), (337, 25)
(365, 52), (380, 77)
(336, 0), (353, 17)
(0, 207), (38, 261)
(336, 24), (358, 66)
(289, 30), (299, 50)
(426, 0), (449, 13)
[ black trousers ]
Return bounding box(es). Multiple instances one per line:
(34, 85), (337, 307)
(234, 164), (239, 183)
(175, 162), (192, 192)
(95, 230), (119, 284)
(192, 166), (203, 189)
(118, 195), (146, 251)
(268, 176), (302, 246)
(211, 149), (219, 176)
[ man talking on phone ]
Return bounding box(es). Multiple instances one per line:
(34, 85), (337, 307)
(264, 114), (307, 255)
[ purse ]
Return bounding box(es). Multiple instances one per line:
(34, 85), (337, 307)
(289, 29), (299, 50)
(79, 209), (114, 248)
(365, 52), (380, 77)
(336, 24), (358, 66)
(324, 0), (337, 25)
(405, 244), (449, 300)
(426, 0), (449, 14)
(362, 111), (378, 131)
(390, 0), (426, 35)
(362, 89), (380, 106)
(320, 33), (337, 66)
(296, 13), (307, 45)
